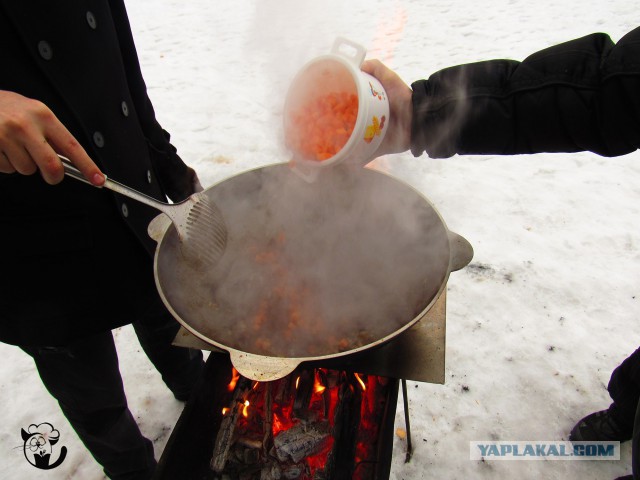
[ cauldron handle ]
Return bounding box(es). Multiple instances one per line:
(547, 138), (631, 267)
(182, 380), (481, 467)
(229, 351), (301, 382)
(148, 213), (172, 242)
(448, 231), (474, 272)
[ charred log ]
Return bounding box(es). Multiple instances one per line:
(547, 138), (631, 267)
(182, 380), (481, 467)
(292, 370), (314, 418)
(274, 421), (331, 464)
(323, 373), (362, 479)
(211, 377), (253, 472)
(263, 382), (273, 457)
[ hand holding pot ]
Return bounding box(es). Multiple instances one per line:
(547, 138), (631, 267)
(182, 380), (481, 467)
(360, 60), (413, 158)
(0, 90), (104, 186)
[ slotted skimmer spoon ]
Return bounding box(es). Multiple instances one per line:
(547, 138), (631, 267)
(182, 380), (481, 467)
(59, 155), (227, 267)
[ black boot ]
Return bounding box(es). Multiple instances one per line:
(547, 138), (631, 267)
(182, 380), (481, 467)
(570, 409), (633, 442)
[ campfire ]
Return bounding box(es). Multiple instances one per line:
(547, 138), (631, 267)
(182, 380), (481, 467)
(211, 366), (395, 479)
(155, 353), (401, 480)
(155, 276), (454, 480)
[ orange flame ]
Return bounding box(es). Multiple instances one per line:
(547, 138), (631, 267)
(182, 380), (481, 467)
(355, 373), (366, 391)
(228, 368), (240, 392)
(314, 372), (326, 395)
(242, 400), (250, 418)
(222, 407), (230, 415)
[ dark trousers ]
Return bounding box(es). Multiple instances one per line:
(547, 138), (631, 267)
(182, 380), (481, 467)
(21, 311), (204, 480)
(608, 347), (640, 479)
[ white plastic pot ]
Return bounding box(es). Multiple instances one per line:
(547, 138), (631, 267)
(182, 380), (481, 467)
(284, 37), (389, 182)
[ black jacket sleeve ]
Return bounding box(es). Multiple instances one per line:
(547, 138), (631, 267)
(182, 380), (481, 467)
(410, 27), (640, 158)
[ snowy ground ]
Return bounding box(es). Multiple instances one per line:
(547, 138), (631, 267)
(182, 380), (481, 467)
(1, 1), (639, 479)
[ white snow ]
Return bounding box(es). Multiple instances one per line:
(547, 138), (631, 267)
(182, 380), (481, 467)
(1, 1), (639, 478)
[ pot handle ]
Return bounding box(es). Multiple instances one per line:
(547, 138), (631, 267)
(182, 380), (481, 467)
(331, 37), (367, 67)
(448, 231), (474, 272)
(229, 351), (301, 382)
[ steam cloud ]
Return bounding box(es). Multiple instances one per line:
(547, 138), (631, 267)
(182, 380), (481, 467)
(159, 165), (450, 359)
(156, 3), (460, 361)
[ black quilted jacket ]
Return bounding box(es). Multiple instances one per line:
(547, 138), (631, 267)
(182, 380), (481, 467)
(411, 27), (640, 158)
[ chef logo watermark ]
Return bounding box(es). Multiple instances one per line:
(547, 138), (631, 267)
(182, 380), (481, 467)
(21, 423), (67, 470)
(470, 441), (619, 461)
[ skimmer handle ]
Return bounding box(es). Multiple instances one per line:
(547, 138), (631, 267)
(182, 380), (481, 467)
(59, 154), (172, 215)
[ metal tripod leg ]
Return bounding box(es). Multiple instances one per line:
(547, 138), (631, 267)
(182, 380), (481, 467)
(401, 379), (413, 462)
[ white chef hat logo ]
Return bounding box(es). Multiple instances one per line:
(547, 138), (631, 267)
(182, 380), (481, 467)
(21, 423), (67, 470)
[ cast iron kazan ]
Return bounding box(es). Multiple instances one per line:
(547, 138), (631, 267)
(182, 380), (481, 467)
(148, 163), (473, 381)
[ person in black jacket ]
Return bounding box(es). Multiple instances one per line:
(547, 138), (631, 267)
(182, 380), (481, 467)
(0, 1), (204, 479)
(362, 26), (640, 480)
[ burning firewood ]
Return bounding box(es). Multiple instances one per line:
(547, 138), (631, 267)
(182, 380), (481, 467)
(207, 367), (393, 479)
(273, 422), (331, 464)
(210, 376), (253, 472)
(263, 382), (273, 458)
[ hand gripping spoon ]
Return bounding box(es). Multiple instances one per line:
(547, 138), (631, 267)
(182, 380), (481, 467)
(59, 155), (227, 267)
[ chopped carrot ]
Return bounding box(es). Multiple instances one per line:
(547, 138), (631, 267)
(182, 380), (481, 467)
(287, 92), (358, 162)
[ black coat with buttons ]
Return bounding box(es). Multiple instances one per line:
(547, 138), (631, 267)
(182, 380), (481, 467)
(0, 0), (196, 346)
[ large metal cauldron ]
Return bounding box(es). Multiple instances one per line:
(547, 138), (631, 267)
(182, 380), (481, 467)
(148, 163), (472, 381)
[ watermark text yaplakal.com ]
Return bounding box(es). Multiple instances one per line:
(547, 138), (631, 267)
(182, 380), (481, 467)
(470, 441), (620, 461)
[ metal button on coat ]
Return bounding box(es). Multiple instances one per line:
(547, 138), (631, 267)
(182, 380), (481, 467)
(86, 11), (97, 29)
(121, 203), (129, 218)
(121, 101), (129, 117)
(93, 131), (105, 148)
(38, 41), (53, 60)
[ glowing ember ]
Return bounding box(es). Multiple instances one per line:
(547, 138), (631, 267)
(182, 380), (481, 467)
(355, 373), (366, 391)
(314, 382), (326, 395)
(241, 400), (250, 418)
(272, 412), (284, 434)
(272, 407), (296, 436)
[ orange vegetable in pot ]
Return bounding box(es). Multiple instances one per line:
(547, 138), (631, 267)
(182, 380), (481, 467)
(287, 92), (358, 162)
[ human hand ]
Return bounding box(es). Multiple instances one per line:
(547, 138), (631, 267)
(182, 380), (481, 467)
(361, 60), (413, 157)
(0, 90), (104, 185)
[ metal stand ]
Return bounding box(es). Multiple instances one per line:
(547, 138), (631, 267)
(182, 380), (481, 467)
(401, 379), (413, 463)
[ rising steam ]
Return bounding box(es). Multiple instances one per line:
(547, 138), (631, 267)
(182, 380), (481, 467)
(158, 165), (450, 359)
